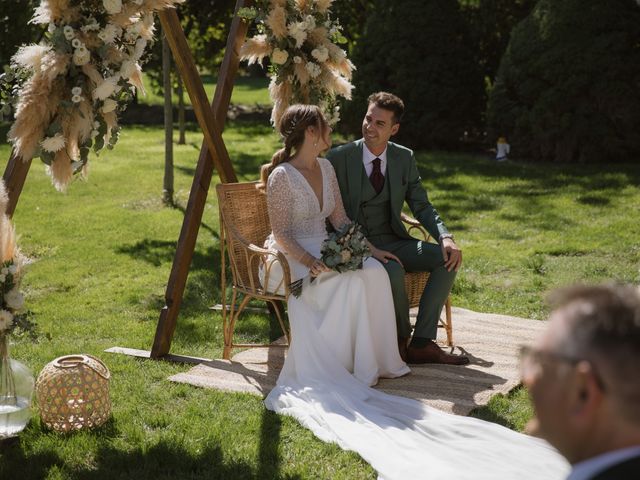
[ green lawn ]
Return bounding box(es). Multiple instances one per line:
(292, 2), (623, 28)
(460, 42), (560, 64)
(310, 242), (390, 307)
(1, 123), (638, 478)
(139, 74), (272, 107)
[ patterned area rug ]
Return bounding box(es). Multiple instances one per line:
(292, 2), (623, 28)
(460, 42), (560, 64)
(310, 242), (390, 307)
(168, 307), (547, 415)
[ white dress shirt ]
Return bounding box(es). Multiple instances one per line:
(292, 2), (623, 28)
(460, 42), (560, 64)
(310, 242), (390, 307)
(567, 445), (640, 480)
(362, 143), (388, 178)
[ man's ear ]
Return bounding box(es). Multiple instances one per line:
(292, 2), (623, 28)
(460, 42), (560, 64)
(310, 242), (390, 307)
(571, 361), (604, 417)
(391, 123), (400, 136)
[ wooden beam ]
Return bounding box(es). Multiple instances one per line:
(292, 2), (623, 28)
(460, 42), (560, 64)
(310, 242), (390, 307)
(105, 347), (212, 364)
(151, 1), (251, 358)
(157, 8), (237, 183)
(2, 151), (33, 219)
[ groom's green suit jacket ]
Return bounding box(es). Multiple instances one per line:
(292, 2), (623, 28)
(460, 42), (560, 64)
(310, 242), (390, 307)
(326, 139), (449, 243)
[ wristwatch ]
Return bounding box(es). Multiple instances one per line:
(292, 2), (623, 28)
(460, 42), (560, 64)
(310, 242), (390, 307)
(439, 233), (454, 243)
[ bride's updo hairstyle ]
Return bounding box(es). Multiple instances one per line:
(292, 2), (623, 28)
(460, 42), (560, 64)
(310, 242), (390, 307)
(258, 104), (328, 190)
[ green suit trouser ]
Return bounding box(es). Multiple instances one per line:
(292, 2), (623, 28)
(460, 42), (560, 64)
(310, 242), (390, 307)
(370, 236), (457, 343)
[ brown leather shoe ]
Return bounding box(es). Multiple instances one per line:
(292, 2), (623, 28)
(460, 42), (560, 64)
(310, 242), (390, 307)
(398, 337), (409, 362)
(407, 340), (470, 365)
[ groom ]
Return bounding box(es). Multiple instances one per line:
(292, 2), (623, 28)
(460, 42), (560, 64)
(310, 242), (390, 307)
(326, 92), (469, 365)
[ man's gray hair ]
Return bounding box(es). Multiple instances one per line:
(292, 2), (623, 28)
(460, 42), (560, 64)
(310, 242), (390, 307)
(549, 283), (640, 422)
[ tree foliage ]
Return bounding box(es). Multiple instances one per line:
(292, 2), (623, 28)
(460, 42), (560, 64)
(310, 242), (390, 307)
(0, 0), (41, 66)
(344, 0), (484, 149)
(488, 0), (640, 163)
(458, 0), (536, 86)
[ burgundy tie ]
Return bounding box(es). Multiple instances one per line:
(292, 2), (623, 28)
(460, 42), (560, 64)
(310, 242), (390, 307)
(370, 158), (384, 194)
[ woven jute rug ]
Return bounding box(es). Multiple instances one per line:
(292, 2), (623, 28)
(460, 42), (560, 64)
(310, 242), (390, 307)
(169, 307), (547, 415)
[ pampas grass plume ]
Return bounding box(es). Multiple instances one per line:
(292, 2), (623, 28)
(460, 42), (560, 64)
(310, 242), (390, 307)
(315, 0), (334, 14)
(295, 0), (309, 13)
(240, 35), (272, 65)
(12, 45), (51, 71)
(265, 6), (287, 39)
(9, 75), (61, 161)
(47, 151), (73, 192)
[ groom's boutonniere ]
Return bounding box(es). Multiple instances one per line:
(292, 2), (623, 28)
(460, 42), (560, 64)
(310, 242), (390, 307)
(290, 222), (371, 298)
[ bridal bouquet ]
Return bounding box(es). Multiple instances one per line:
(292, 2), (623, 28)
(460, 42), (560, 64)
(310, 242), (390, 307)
(290, 222), (370, 298)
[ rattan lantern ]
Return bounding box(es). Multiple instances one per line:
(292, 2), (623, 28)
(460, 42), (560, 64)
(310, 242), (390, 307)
(35, 354), (111, 433)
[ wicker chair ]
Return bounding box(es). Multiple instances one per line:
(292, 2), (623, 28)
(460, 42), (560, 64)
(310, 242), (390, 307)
(401, 213), (454, 346)
(216, 181), (291, 360)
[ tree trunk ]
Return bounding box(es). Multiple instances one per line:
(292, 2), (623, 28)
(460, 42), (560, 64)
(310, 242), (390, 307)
(162, 32), (174, 206)
(177, 75), (186, 145)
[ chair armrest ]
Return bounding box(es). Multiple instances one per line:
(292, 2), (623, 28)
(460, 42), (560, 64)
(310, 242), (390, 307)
(400, 213), (432, 243)
(223, 222), (292, 296)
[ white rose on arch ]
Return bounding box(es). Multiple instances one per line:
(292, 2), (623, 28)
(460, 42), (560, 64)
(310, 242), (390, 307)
(311, 46), (329, 63)
(102, 98), (118, 113)
(73, 46), (91, 66)
(271, 48), (289, 65)
(103, 0), (122, 15)
(93, 76), (119, 100)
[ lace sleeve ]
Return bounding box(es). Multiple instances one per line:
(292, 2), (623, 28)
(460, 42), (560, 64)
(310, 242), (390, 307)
(267, 166), (315, 267)
(325, 160), (351, 230)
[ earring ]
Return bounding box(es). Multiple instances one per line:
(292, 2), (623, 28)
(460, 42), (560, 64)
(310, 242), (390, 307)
(313, 140), (318, 147)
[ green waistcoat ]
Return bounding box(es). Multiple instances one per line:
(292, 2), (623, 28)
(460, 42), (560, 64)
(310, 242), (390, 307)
(356, 167), (396, 244)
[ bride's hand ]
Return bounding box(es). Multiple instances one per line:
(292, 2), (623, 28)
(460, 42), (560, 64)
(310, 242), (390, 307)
(309, 258), (330, 277)
(371, 247), (403, 267)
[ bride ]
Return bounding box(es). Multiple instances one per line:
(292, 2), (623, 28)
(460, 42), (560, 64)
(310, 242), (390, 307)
(259, 104), (569, 479)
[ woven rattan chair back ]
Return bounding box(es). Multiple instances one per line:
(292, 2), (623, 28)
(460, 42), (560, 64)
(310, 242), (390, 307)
(402, 214), (454, 346)
(216, 181), (291, 359)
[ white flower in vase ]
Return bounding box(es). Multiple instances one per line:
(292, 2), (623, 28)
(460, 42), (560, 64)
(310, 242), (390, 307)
(103, 0), (123, 15)
(72, 38), (83, 49)
(41, 134), (66, 153)
(293, 56), (302, 64)
(5, 289), (24, 311)
(72, 94), (84, 103)
(0, 310), (13, 331)
(271, 48), (289, 65)
(71, 86), (83, 96)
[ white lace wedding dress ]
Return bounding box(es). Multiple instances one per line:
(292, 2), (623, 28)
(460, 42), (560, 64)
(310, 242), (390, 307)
(260, 158), (569, 480)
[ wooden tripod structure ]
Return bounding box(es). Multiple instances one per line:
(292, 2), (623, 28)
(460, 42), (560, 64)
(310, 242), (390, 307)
(2, 1), (253, 359)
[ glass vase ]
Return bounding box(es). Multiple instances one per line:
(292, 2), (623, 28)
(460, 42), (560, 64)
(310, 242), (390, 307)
(0, 334), (35, 438)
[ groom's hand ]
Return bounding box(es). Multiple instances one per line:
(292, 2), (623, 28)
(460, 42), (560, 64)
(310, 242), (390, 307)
(441, 238), (462, 272)
(371, 248), (403, 267)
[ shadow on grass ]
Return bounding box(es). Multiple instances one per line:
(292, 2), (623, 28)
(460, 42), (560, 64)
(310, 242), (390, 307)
(116, 238), (282, 346)
(468, 384), (529, 430)
(0, 421), (298, 480)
